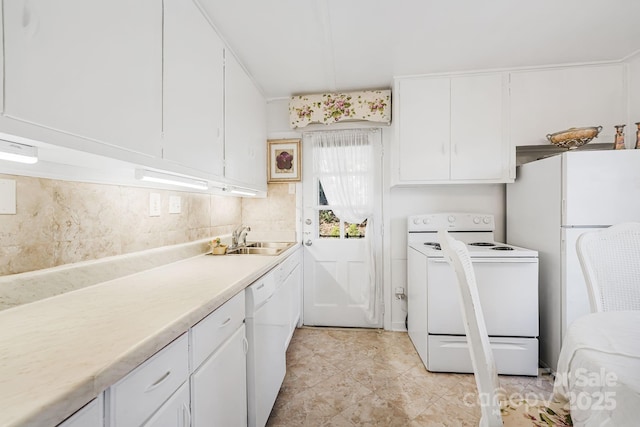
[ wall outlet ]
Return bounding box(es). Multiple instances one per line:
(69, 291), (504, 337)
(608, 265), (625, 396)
(0, 179), (17, 215)
(169, 196), (181, 214)
(149, 193), (161, 217)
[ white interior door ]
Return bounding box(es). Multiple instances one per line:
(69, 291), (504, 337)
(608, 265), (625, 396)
(302, 130), (383, 328)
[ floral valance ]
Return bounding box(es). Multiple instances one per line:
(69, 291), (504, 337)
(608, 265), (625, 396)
(289, 90), (391, 129)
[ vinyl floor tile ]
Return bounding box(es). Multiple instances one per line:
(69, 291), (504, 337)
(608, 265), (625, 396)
(267, 327), (550, 426)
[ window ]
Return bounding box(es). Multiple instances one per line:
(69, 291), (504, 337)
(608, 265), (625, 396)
(317, 181), (366, 239)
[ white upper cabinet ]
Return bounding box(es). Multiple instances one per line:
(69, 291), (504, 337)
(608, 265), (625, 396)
(394, 73), (512, 184)
(3, 0), (162, 157)
(450, 74), (508, 181)
(396, 77), (451, 182)
(162, 0), (224, 177)
(509, 64), (627, 146)
(224, 53), (267, 192)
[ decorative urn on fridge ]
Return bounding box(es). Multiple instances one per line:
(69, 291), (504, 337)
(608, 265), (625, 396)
(614, 124), (626, 150)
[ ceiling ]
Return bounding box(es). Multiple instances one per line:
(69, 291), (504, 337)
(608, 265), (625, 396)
(198, 0), (640, 99)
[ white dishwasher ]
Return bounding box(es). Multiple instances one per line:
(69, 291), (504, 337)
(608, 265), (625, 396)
(245, 269), (289, 427)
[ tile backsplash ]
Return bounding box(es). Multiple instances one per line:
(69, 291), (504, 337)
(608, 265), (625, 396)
(0, 174), (296, 276)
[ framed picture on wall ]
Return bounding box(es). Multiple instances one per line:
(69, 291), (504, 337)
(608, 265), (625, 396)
(267, 139), (301, 182)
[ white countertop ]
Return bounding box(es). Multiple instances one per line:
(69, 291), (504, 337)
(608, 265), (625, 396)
(0, 246), (299, 427)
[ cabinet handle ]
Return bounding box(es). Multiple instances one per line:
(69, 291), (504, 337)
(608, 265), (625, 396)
(145, 371), (171, 392)
(22, 0), (31, 27)
(256, 283), (265, 290)
(243, 337), (249, 354)
(182, 402), (191, 427)
(22, 0), (39, 36)
(453, 144), (458, 156)
(218, 317), (232, 328)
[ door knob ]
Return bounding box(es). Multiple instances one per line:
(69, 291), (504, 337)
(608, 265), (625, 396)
(305, 219), (312, 225)
(305, 240), (312, 246)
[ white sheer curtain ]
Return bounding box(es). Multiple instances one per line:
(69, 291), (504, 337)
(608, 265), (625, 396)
(312, 129), (379, 323)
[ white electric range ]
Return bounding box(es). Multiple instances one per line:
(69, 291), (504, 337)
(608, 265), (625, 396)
(407, 213), (539, 376)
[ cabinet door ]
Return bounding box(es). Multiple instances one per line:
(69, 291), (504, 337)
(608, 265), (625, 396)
(191, 325), (247, 427)
(107, 334), (189, 427)
(510, 64), (626, 146)
(289, 263), (302, 333)
(58, 395), (103, 427)
(450, 73), (506, 181)
(163, 0), (224, 176)
(224, 53), (267, 192)
(396, 77), (450, 182)
(3, 0), (162, 157)
(142, 382), (190, 427)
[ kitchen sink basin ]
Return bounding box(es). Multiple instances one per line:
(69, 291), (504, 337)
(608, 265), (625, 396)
(226, 242), (295, 256)
(246, 242), (294, 249)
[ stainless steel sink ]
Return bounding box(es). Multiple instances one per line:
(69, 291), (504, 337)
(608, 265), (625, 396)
(246, 242), (294, 249)
(227, 242), (295, 256)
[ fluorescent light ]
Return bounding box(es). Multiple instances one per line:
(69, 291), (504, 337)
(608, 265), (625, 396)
(135, 169), (208, 190)
(227, 188), (257, 197)
(0, 140), (38, 164)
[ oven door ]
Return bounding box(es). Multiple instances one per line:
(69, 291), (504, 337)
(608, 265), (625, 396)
(427, 257), (538, 337)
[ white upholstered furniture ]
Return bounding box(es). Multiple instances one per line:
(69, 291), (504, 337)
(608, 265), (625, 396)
(438, 230), (571, 426)
(576, 222), (640, 313)
(553, 311), (640, 426)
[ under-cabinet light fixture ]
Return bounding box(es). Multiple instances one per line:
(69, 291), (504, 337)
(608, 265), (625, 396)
(225, 187), (257, 197)
(135, 169), (208, 190)
(0, 140), (38, 164)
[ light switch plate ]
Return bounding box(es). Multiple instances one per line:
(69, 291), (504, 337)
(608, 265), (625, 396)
(149, 193), (161, 217)
(0, 179), (17, 215)
(169, 196), (181, 214)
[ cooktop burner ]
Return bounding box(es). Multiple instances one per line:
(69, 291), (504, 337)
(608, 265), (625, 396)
(492, 246), (514, 251)
(469, 242), (496, 247)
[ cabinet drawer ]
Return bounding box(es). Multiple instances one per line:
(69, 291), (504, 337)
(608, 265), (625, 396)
(142, 381), (190, 427)
(190, 291), (245, 370)
(279, 250), (301, 282)
(427, 335), (538, 376)
(107, 334), (189, 427)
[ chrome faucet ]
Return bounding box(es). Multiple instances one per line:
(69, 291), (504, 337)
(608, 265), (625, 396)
(231, 225), (251, 248)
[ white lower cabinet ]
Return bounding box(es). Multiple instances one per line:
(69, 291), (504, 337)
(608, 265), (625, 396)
(191, 325), (247, 427)
(78, 271), (301, 427)
(57, 395), (103, 427)
(106, 334), (189, 427)
(142, 382), (190, 427)
(189, 291), (247, 427)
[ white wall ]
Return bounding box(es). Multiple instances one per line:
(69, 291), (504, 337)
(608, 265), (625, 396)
(267, 98), (506, 331)
(266, 99), (303, 241)
(627, 51), (640, 140)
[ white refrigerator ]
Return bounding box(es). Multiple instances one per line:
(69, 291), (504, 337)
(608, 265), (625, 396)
(506, 149), (640, 371)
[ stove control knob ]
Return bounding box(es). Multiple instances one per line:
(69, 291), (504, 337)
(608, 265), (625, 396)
(483, 216), (491, 224)
(473, 217), (481, 224)
(422, 218), (430, 224)
(413, 218), (421, 225)
(448, 215), (456, 223)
